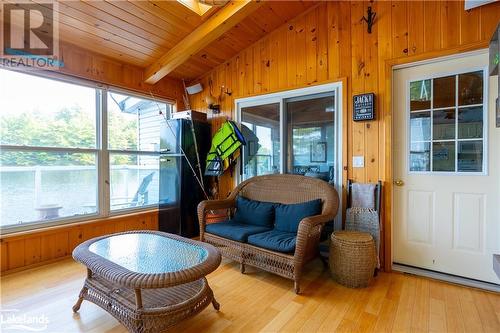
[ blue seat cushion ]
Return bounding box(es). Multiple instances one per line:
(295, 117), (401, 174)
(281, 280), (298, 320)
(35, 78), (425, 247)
(232, 196), (276, 227)
(247, 230), (297, 253)
(205, 221), (271, 242)
(275, 199), (322, 233)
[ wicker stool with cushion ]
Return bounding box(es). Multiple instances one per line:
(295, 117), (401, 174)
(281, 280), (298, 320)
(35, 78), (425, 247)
(329, 231), (377, 288)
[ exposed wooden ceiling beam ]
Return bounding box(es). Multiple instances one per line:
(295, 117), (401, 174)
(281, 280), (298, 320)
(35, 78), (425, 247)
(144, 0), (262, 84)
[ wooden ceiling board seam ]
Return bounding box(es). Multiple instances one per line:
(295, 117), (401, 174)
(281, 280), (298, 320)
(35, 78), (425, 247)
(125, 0), (196, 35)
(263, 1), (304, 23)
(172, 61), (213, 79)
(101, 0), (189, 38)
(200, 42), (239, 62)
(214, 29), (250, 50)
(59, 31), (146, 67)
(191, 51), (225, 69)
(2, 0), (147, 66)
(223, 24), (262, 45)
(63, 1), (177, 49)
(209, 36), (241, 56)
(149, 0), (218, 26)
(84, 0), (182, 46)
(238, 17), (268, 37)
(247, 6), (283, 34)
(177, 54), (216, 72)
(56, 2), (167, 52)
(56, 14), (162, 61)
(32, 0), (167, 58)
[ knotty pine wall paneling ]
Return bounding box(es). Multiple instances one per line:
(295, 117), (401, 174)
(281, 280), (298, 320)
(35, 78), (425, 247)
(0, 211), (159, 274)
(187, 0), (500, 270)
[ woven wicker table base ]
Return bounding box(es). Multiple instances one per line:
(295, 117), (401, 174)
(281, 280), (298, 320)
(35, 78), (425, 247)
(73, 275), (218, 333)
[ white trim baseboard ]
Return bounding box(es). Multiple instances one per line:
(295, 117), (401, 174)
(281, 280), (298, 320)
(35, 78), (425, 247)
(392, 263), (500, 293)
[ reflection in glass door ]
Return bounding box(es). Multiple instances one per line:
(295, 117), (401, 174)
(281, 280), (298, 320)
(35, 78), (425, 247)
(285, 93), (336, 184)
(241, 103), (281, 181)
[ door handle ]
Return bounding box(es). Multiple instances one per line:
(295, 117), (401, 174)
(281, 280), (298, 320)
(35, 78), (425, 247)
(394, 179), (405, 186)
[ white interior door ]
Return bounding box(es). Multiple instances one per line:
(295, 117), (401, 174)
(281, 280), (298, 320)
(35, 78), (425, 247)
(393, 51), (500, 284)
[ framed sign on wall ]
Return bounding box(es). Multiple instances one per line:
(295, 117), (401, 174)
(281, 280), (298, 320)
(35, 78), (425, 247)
(353, 93), (375, 121)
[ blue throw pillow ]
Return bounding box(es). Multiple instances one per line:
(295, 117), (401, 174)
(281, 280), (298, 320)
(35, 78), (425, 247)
(275, 199), (322, 233)
(232, 196), (275, 227)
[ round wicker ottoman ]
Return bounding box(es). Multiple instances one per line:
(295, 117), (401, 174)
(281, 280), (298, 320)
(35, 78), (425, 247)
(329, 231), (377, 288)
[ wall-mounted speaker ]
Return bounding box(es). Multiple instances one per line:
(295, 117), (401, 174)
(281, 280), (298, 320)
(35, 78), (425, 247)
(186, 83), (203, 95)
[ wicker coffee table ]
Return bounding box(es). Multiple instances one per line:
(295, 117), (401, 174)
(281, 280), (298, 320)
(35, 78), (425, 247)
(72, 231), (221, 333)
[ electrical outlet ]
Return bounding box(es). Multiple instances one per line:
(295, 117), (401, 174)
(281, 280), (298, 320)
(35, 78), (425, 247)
(353, 156), (364, 168)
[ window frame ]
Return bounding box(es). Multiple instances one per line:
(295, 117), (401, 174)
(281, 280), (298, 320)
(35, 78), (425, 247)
(239, 103), (282, 180)
(105, 88), (172, 215)
(234, 82), (344, 229)
(406, 66), (489, 176)
(0, 69), (175, 234)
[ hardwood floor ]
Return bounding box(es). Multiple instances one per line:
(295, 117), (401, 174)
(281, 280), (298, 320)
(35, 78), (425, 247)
(1, 258), (499, 332)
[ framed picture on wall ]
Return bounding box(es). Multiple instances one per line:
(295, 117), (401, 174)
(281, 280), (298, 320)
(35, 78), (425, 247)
(310, 142), (327, 163)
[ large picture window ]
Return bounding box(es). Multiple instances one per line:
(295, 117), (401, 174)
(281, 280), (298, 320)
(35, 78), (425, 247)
(0, 69), (172, 231)
(408, 70), (486, 173)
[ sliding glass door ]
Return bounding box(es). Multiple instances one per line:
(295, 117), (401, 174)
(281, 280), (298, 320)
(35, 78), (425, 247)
(236, 83), (342, 226)
(285, 93), (336, 184)
(236, 86), (340, 185)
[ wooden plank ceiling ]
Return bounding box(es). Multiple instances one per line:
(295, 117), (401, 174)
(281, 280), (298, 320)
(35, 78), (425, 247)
(48, 0), (316, 80)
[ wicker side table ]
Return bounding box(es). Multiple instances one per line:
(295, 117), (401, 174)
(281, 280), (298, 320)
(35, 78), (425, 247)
(329, 231), (377, 288)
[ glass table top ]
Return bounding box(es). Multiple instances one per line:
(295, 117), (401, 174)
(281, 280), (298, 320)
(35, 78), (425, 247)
(89, 233), (208, 274)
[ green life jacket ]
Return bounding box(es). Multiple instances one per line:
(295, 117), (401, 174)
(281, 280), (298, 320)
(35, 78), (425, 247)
(205, 121), (242, 176)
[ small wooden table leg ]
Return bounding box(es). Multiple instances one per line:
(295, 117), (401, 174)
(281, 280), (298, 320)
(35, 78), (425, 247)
(212, 297), (220, 311)
(73, 270), (92, 313)
(73, 287), (87, 313)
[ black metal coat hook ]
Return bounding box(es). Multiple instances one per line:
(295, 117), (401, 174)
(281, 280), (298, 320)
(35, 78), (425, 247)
(362, 6), (376, 34)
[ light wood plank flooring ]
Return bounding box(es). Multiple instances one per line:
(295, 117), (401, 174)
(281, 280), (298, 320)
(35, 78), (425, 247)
(1, 258), (499, 332)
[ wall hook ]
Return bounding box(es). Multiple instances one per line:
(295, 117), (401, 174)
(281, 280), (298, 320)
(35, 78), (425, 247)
(362, 6), (376, 34)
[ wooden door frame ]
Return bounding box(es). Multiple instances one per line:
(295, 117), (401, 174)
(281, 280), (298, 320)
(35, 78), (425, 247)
(383, 41), (489, 272)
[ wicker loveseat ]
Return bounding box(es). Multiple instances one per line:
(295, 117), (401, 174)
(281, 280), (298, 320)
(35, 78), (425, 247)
(197, 174), (339, 293)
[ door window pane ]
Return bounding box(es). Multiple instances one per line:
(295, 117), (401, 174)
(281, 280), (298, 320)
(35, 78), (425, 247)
(0, 151), (97, 227)
(286, 94), (335, 183)
(458, 106), (483, 139)
(241, 103), (280, 180)
(433, 75), (456, 108)
(457, 141), (483, 172)
(410, 111), (431, 141)
(458, 71), (483, 106)
(408, 70), (485, 174)
(108, 92), (168, 152)
(410, 142), (430, 172)
(0, 70), (97, 149)
(432, 142), (455, 172)
(433, 109), (455, 140)
(109, 154), (160, 211)
(410, 80), (431, 111)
